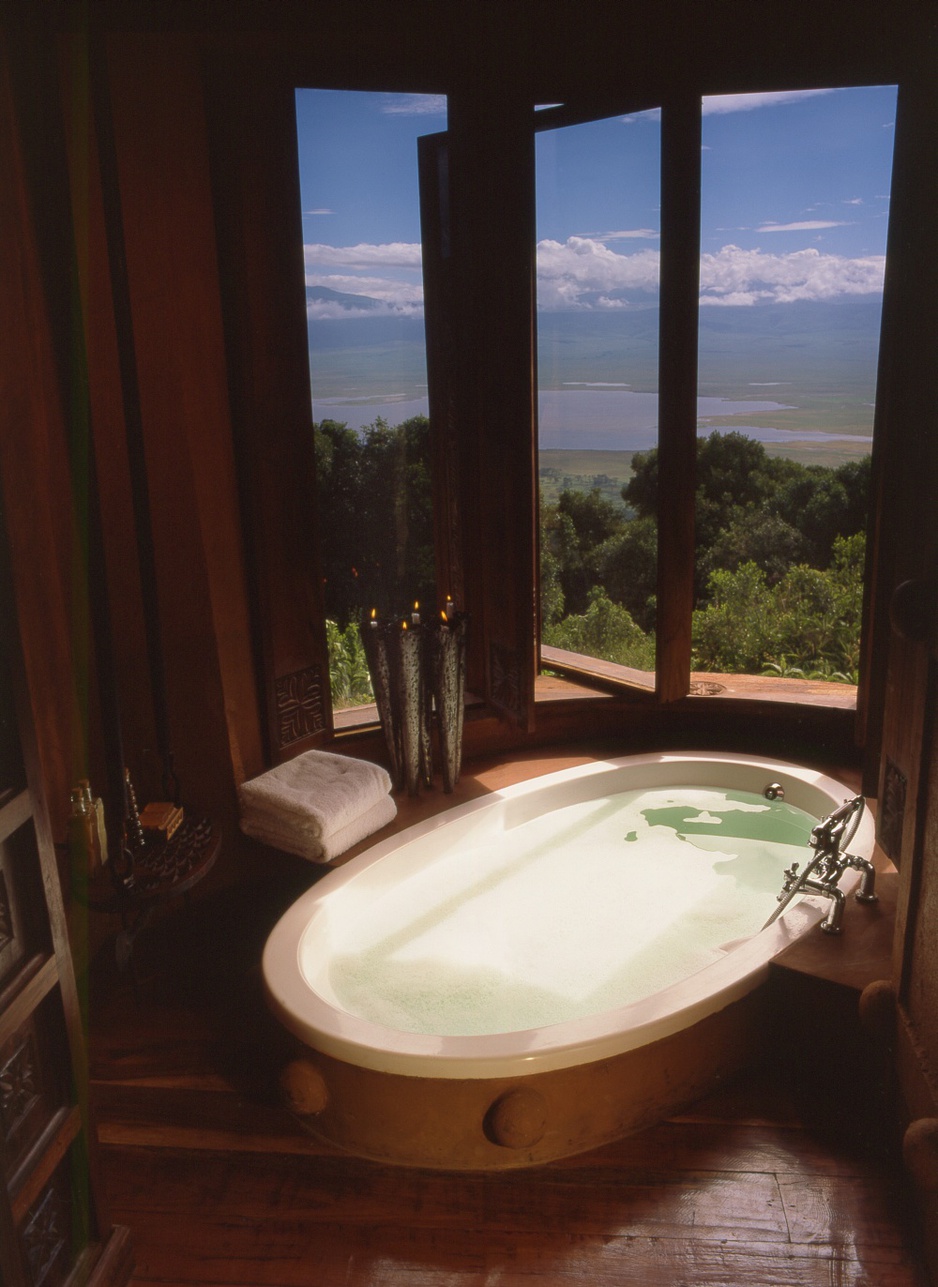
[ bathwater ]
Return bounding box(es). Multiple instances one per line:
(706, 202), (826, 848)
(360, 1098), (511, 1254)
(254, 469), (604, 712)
(318, 787), (816, 1036)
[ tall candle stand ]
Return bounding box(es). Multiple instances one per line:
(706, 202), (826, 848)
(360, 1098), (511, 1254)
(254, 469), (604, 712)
(360, 604), (468, 795)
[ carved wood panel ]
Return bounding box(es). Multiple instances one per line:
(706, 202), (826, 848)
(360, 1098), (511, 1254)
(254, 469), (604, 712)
(0, 996), (67, 1184)
(0, 868), (12, 953)
(21, 1161), (71, 1287)
(878, 757), (908, 865)
(275, 666), (326, 748)
(906, 667), (938, 1076)
(0, 821), (48, 993)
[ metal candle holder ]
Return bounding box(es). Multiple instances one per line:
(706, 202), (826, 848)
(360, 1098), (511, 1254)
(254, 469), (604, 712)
(360, 608), (468, 795)
(429, 610), (468, 792)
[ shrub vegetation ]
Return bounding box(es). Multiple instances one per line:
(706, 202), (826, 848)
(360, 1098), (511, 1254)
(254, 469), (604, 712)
(317, 421), (869, 702)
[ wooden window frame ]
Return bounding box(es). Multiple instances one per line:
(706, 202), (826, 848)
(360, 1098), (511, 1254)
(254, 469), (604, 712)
(217, 70), (894, 757)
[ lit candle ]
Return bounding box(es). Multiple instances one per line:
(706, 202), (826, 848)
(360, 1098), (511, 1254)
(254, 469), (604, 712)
(369, 607), (378, 629)
(411, 600), (421, 625)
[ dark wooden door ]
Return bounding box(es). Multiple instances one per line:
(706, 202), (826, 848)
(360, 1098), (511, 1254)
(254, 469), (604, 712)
(0, 514), (133, 1286)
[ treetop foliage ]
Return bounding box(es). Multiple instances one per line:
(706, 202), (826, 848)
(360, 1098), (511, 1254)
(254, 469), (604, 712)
(314, 415), (435, 627)
(316, 418), (869, 699)
(542, 430), (869, 680)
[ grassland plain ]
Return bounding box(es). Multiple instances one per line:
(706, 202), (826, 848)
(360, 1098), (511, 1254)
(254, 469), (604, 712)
(309, 299), (881, 475)
(537, 437), (870, 509)
(539, 449), (637, 507)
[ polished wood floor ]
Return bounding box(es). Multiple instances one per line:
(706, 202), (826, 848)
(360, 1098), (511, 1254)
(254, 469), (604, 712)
(85, 864), (926, 1287)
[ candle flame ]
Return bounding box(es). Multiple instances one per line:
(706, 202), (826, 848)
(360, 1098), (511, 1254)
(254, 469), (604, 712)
(370, 607), (376, 621)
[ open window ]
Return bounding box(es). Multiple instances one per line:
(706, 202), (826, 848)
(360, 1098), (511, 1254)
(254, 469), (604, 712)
(535, 107), (661, 694)
(534, 86), (896, 710)
(221, 74), (898, 758)
(294, 89), (447, 726)
(690, 86), (896, 703)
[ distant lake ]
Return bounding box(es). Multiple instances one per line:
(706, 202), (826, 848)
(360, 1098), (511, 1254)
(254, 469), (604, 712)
(314, 389), (868, 449)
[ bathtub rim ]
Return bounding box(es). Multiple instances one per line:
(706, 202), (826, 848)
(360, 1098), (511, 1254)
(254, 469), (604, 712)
(262, 751), (874, 1080)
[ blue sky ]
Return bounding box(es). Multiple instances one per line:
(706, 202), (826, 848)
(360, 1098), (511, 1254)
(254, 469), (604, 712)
(296, 84), (897, 318)
(296, 90), (446, 318)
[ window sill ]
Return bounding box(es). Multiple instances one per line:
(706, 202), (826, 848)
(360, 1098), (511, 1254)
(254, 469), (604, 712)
(330, 653), (856, 745)
(540, 644), (856, 710)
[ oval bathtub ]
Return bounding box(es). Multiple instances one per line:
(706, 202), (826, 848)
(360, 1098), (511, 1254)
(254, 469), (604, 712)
(262, 752), (876, 1168)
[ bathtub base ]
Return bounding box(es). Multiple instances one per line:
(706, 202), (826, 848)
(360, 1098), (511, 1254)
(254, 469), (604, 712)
(279, 989), (767, 1170)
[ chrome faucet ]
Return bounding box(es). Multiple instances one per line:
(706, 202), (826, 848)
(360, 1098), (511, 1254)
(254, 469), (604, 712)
(763, 794), (877, 935)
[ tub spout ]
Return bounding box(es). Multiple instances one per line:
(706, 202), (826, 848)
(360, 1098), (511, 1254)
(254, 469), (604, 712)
(763, 794), (877, 934)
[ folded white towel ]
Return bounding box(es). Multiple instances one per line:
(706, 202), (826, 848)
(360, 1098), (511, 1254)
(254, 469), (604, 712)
(238, 749), (395, 861)
(240, 792), (397, 863)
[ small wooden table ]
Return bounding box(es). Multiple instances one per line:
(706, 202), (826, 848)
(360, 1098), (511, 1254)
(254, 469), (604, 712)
(82, 815), (220, 977)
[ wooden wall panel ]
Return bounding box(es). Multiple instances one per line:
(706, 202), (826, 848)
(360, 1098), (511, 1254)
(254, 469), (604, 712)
(0, 39), (86, 842)
(204, 53), (332, 763)
(57, 34), (160, 814)
(103, 34), (263, 832)
(862, 70), (938, 979)
(861, 55), (938, 1287)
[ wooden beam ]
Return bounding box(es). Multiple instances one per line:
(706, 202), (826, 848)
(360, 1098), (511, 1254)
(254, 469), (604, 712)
(655, 94), (701, 703)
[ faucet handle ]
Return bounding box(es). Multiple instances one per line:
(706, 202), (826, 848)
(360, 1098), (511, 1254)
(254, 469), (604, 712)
(780, 862), (800, 896)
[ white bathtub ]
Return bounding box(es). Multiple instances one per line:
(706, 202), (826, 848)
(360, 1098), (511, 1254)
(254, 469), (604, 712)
(262, 752), (875, 1168)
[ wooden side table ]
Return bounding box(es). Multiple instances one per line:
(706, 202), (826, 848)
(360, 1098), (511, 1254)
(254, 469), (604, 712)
(82, 816), (220, 978)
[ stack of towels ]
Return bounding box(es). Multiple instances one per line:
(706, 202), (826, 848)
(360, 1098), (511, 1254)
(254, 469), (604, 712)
(238, 749), (397, 863)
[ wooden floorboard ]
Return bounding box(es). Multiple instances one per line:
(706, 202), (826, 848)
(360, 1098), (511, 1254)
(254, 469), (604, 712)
(86, 834), (927, 1287)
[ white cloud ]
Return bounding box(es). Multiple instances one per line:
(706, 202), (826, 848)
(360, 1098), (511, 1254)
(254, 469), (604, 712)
(305, 242), (423, 269)
(304, 245), (426, 317)
(381, 93), (447, 116)
(536, 236), (885, 310)
(620, 107), (662, 124)
(844, 198), (864, 206)
(536, 237), (660, 309)
(622, 88), (839, 126)
(576, 228), (660, 242)
(757, 220), (851, 232)
(306, 273), (425, 319)
(698, 244), (886, 305)
(304, 208), (334, 216)
(307, 272), (422, 300)
(702, 88), (839, 115)
(304, 234), (886, 318)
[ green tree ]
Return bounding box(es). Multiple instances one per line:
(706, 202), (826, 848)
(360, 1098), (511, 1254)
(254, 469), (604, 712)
(325, 619), (374, 709)
(543, 586), (655, 670)
(541, 488), (625, 617)
(692, 562), (773, 674)
(691, 534), (866, 681)
(774, 455), (870, 566)
(314, 415), (435, 626)
(538, 496), (566, 627)
(623, 431), (869, 611)
(593, 516), (658, 631)
(701, 510), (805, 585)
